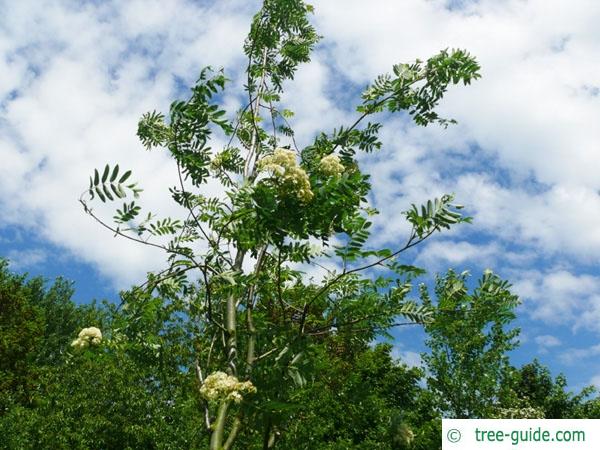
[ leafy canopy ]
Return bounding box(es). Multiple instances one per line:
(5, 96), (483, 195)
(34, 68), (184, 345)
(79, 0), (480, 447)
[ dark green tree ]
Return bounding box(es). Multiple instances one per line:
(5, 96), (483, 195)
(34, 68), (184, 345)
(0, 259), (45, 413)
(510, 359), (596, 419)
(0, 261), (206, 449)
(421, 270), (520, 418)
(271, 341), (423, 449)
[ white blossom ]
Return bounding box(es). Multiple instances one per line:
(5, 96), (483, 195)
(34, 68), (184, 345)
(71, 326), (102, 349)
(258, 148), (313, 202)
(318, 154), (344, 177)
(200, 371), (256, 403)
(491, 406), (545, 419)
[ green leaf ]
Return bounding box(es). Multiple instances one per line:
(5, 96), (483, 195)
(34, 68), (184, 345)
(119, 170), (132, 183)
(103, 184), (114, 201)
(95, 186), (106, 202)
(110, 164), (119, 182)
(110, 183), (124, 199)
(101, 164), (110, 183)
(262, 401), (302, 412)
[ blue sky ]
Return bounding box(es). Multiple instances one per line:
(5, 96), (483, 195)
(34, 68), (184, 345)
(2, 0), (600, 391)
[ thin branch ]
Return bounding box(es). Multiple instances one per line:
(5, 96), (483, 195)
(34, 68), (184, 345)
(307, 320), (423, 336)
(298, 228), (433, 335)
(269, 101), (277, 143)
(209, 401), (230, 450)
(195, 357), (212, 430)
(328, 75), (425, 155)
(223, 416), (243, 450)
(259, 103), (300, 153)
(245, 245), (268, 373)
(115, 264), (195, 311)
(254, 346), (279, 362)
(80, 199), (167, 251)
(206, 332), (218, 370)
(329, 94), (394, 153)
(80, 199), (219, 276)
(276, 247), (286, 322)
(176, 161), (234, 271)
(201, 266), (214, 321)
(225, 249), (246, 376)
(244, 46), (269, 178)
(306, 311), (427, 336)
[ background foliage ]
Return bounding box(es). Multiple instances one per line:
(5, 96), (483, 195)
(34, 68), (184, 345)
(2, 261), (599, 449)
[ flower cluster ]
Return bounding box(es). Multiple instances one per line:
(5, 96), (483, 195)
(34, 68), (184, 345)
(258, 148), (313, 202)
(71, 327), (102, 350)
(200, 371), (257, 403)
(318, 154), (344, 177)
(491, 406), (545, 419)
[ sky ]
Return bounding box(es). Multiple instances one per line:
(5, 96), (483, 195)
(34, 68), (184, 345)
(1, 0), (600, 390)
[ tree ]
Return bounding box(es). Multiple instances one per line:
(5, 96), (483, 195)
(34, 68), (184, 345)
(0, 263), (207, 449)
(509, 359), (596, 419)
(5, 257), (600, 447)
(0, 259), (45, 413)
(421, 269), (520, 419)
(269, 342), (423, 450)
(80, 0), (480, 446)
(0, 259), (100, 413)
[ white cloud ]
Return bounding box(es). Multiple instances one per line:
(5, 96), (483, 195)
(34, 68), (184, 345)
(559, 343), (600, 365)
(306, 0), (600, 267)
(590, 374), (600, 390)
(2, 0), (600, 311)
(414, 240), (499, 272)
(534, 334), (561, 354)
(512, 269), (600, 332)
(391, 345), (423, 368)
(535, 334), (562, 348)
(313, 0), (600, 186)
(7, 248), (47, 270)
(454, 176), (600, 260)
(0, 0), (255, 287)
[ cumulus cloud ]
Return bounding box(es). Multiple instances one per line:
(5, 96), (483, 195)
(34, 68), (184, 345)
(535, 334), (562, 348)
(512, 269), (600, 332)
(391, 345), (423, 368)
(454, 175), (600, 260)
(2, 0), (600, 345)
(0, 0), (255, 286)
(590, 374), (600, 390)
(7, 248), (47, 270)
(307, 0), (600, 268)
(534, 334), (562, 354)
(559, 343), (600, 366)
(413, 239), (533, 273)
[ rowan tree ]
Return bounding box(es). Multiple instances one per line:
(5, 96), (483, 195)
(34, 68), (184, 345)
(80, 0), (480, 446)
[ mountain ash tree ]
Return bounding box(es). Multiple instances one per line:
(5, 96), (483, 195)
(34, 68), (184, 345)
(80, 0), (480, 447)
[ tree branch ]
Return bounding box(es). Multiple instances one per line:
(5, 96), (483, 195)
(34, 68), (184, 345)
(298, 228), (433, 335)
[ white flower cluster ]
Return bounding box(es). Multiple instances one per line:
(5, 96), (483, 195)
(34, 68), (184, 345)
(491, 406), (545, 419)
(200, 371), (257, 403)
(71, 327), (102, 350)
(318, 154), (344, 177)
(258, 148), (313, 202)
